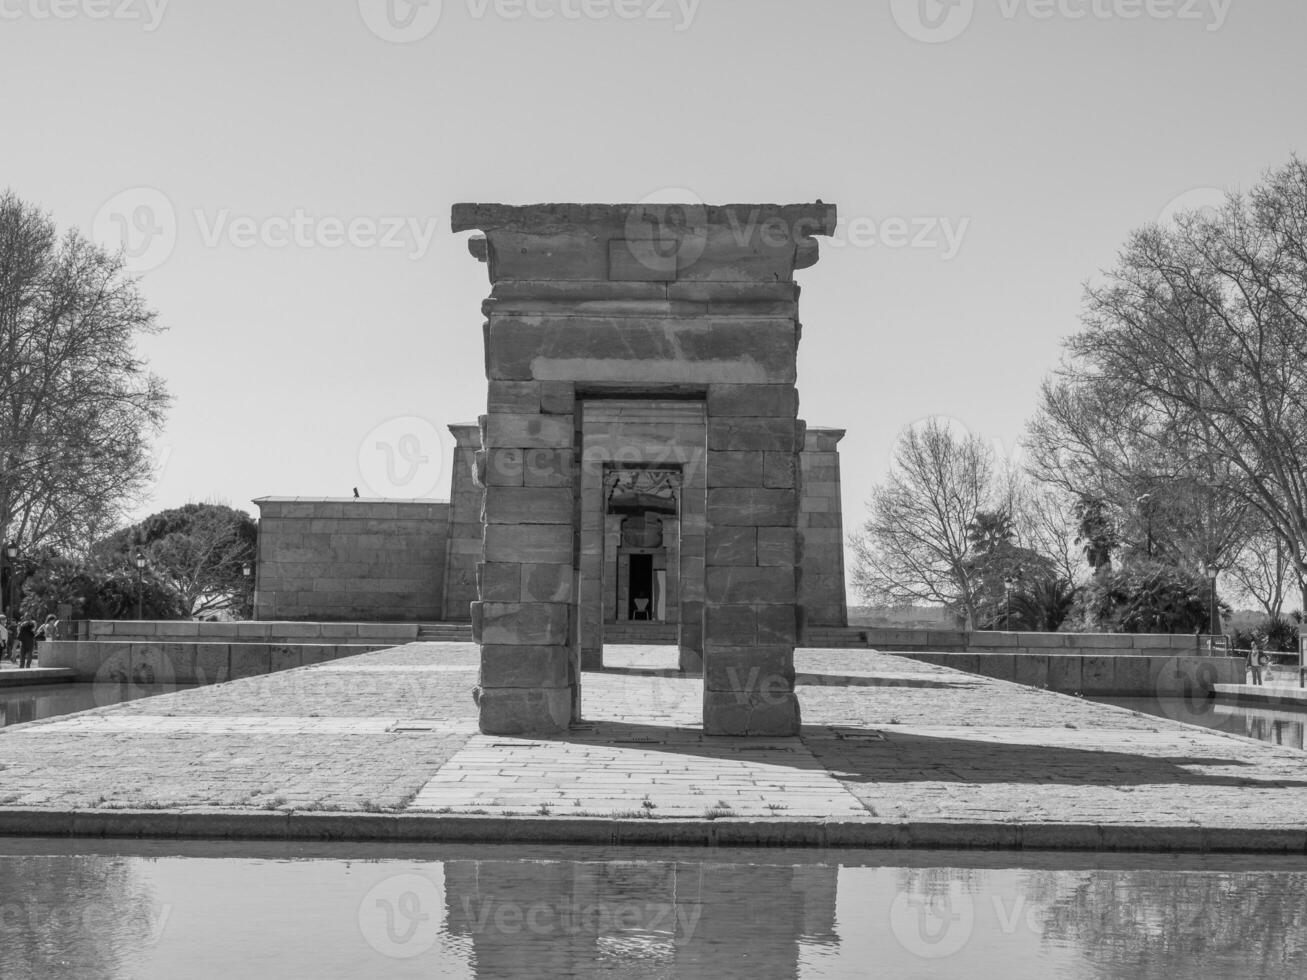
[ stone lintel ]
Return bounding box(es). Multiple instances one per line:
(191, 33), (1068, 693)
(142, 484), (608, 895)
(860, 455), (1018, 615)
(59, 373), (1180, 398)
(453, 202), (837, 284)
(803, 427), (847, 453)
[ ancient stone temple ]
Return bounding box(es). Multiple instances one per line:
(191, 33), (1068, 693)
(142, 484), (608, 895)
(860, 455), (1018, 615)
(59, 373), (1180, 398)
(454, 201), (838, 737)
(250, 201), (849, 738)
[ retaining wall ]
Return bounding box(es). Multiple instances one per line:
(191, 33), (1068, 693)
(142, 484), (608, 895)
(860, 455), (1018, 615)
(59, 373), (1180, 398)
(79, 621), (422, 645)
(902, 651), (1245, 697)
(41, 641), (385, 685)
(863, 628), (1227, 657)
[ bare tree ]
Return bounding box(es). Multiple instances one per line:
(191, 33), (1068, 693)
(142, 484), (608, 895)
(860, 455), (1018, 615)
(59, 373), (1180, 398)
(850, 418), (995, 626)
(1226, 524), (1301, 619)
(0, 191), (170, 553)
(1027, 158), (1307, 607)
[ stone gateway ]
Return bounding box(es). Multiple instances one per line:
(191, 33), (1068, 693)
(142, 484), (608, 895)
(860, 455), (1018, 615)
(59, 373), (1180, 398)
(251, 202), (848, 738)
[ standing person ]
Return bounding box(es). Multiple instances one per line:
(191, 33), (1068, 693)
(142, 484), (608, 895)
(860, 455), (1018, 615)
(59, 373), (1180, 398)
(16, 616), (37, 669)
(0, 615), (9, 663)
(36, 613), (59, 643)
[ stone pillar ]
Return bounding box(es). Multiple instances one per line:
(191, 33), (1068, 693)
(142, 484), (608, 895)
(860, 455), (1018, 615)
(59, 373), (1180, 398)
(472, 400), (578, 735)
(454, 202), (835, 736)
(703, 387), (804, 735)
(799, 427), (849, 628)
(441, 424), (483, 622)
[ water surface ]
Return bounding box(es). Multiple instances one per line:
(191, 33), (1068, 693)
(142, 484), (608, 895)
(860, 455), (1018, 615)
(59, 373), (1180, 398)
(1, 841), (1304, 979)
(1097, 694), (1307, 751)
(0, 683), (194, 730)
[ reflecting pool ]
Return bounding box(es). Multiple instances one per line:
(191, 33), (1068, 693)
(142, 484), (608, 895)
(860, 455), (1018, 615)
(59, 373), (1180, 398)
(1, 841), (1305, 979)
(0, 684), (194, 730)
(1097, 694), (1307, 751)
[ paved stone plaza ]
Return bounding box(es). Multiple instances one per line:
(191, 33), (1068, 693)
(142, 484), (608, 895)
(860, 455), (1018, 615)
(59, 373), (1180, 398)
(1, 644), (1306, 850)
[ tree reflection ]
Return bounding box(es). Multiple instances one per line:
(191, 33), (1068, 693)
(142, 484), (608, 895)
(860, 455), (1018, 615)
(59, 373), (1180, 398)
(0, 855), (162, 980)
(1031, 869), (1307, 979)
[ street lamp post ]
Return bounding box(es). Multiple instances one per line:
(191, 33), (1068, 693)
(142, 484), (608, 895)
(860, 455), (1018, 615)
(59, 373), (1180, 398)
(4, 542), (16, 621)
(135, 552), (146, 621)
(242, 560), (253, 619)
(1003, 569), (1022, 628)
(1207, 567), (1220, 638)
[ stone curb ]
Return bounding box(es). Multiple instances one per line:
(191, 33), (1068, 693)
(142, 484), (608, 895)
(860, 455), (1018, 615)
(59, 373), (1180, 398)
(1, 808), (1305, 853)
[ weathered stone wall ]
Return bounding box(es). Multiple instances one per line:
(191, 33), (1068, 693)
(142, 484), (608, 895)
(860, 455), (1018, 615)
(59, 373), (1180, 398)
(799, 428), (848, 629)
(253, 498), (449, 622)
(442, 425), (483, 622)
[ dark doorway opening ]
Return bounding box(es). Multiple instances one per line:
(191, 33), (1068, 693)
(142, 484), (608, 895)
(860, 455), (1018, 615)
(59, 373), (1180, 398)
(628, 554), (653, 620)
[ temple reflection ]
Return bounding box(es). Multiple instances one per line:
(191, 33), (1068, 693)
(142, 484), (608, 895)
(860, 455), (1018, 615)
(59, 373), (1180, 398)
(443, 859), (840, 979)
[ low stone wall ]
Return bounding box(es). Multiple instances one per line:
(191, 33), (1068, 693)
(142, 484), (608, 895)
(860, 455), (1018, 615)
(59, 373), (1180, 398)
(80, 621), (421, 645)
(42, 641), (385, 685)
(865, 628), (1226, 657)
(902, 651), (1244, 697)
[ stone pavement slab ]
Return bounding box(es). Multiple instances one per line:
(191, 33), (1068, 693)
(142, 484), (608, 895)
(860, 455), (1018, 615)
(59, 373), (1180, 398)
(3, 642), (1307, 850)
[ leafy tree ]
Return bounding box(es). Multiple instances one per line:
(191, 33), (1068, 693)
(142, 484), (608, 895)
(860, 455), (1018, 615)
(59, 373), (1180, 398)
(1006, 576), (1079, 632)
(0, 191), (170, 553)
(1077, 559), (1210, 634)
(16, 552), (186, 621)
(94, 503), (257, 617)
(1073, 497), (1116, 573)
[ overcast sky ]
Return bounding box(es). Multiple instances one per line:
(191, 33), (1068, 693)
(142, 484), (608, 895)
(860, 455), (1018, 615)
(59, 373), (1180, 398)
(3, 1), (1304, 578)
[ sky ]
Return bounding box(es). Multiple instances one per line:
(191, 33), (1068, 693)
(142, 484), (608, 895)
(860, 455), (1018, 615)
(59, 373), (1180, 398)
(2, 0), (1305, 583)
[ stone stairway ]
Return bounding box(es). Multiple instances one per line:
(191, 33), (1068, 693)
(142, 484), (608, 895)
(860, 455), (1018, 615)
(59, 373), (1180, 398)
(601, 623), (679, 645)
(802, 626), (874, 649)
(416, 623), (474, 643)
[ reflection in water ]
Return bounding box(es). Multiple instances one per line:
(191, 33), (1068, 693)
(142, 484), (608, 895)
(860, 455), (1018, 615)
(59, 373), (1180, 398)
(1096, 695), (1307, 751)
(2, 845), (1306, 979)
(0, 684), (193, 730)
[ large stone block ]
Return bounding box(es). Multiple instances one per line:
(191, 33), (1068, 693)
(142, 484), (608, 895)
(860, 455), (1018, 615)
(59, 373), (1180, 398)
(488, 381), (542, 414)
(520, 563), (573, 603)
(484, 448), (525, 487)
(486, 318), (798, 384)
(523, 449), (575, 488)
(479, 602), (570, 646)
(484, 413), (574, 450)
(478, 686), (572, 736)
(706, 567), (797, 605)
(539, 382), (576, 415)
(707, 384), (799, 418)
(480, 645), (571, 689)
(706, 526), (756, 566)
(706, 452), (764, 488)
(703, 690), (801, 736)
(484, 524), (573, 564)
(708, 418), (802, 453)
(483, 486), (574, 525)
(704, 605), (756, 643)
(757, 527), (797, 567)
(707, 488), (798, 527)
(704, 645), (796, 692)
(764, 452), (798, 490)
(477, 563), (521, 602)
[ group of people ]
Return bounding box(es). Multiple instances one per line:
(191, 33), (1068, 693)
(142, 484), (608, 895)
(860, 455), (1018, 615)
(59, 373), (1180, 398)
(0, 613), (58, 669)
